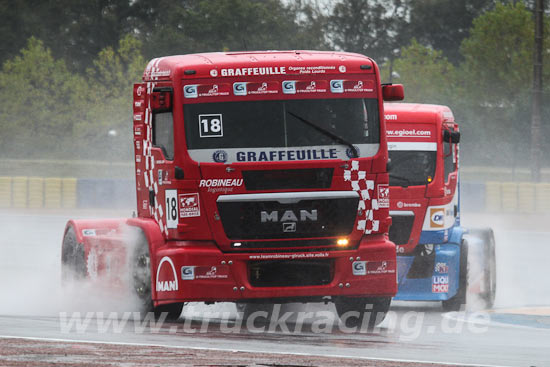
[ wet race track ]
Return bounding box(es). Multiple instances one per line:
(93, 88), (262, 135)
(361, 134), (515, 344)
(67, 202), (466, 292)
(1, 211), (549, 367)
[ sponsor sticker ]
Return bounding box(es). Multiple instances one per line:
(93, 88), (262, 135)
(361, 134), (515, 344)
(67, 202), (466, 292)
(330, 80), (344, 93)
(435, 262), (449, 274)
(181, 266), (195, 280)
(82, 229), (96, 236)
(282, 80), (296, 94)
(352, 261), (367, 276)
(366, 260), (396, 275)
(397, 201), (421, 208)
(287, 65), (336, 74)
(219, 67), (286, 77)
(432, 275), (449, 293)
(199, 179), (243, 188)
(233, 82), (247, 96)
(295, 80), (327, 93)
(195, 265), (229, 279)
(430, 208), (445, 228)
(179, 193), (200, 218)
(156, 256), (179, 292)
(183, 84), (198, 98)
(343, 80), (374, 93)
(212, 150), (228, 163)
(346, 146), (360, 159)
(236, 147), (338, 162)
(377, 184), (390, 208)
(247, 81), (278, 95)
(387, 129), (432, 138)
(136, 85), (144, 97)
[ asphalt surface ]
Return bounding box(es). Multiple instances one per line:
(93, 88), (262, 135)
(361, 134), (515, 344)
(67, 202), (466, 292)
(1, 210), (549, 367)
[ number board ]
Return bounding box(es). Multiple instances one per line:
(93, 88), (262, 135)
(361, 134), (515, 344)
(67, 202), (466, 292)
(199, 114), (223, 138)
(165, 189), (178, 229)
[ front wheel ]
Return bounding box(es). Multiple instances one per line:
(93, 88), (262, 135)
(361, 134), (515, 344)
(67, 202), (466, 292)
(442, 239), (469, 311)
(470, 228), (497, 308)
(334, 297), (391, 329)
(130, 236), (182, 320)
(61, 226), (86, 283)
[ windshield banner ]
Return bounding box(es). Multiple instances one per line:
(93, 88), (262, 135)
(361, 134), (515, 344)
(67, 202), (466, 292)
(187, 143), (380, 163)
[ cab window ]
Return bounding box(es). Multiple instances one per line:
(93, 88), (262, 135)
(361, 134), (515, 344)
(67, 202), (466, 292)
(443, 141), (455, 181)
(153, 111), (174, 160)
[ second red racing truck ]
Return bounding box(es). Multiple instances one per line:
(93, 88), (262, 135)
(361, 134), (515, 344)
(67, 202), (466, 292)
(61, 51), (404, 326)
(385, 103), (496, 310)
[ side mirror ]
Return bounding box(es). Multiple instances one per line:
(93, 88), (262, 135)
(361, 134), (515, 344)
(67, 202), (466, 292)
(443, 130), (460, 144)
(382, 84), (404, 101)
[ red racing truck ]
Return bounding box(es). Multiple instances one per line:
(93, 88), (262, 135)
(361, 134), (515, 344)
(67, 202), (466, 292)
(61, 51), (404, 326)
(385, 103), (496, 310)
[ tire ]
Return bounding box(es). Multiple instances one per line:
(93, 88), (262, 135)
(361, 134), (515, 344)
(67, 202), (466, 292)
(470, 228), (497, 308)
(130, 236), (182, 320)
(334, 297), (391, 329)
(61, 226), (86, 283)
(442, 239), (468, 311)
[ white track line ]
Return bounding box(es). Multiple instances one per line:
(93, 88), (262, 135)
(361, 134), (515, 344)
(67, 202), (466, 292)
(442, 311), (550, 331)
(0, 334), (511, 367)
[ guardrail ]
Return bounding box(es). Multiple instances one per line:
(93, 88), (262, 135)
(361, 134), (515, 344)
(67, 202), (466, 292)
(0, 177), (135, 209)
(1, 176), (549, 213)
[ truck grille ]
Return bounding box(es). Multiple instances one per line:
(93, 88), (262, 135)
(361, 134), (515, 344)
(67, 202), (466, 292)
(217, 192), (359, 240)
(389, 212), (415, 245)
(242, 168), (333, 190)
(249, 259), (333, 287)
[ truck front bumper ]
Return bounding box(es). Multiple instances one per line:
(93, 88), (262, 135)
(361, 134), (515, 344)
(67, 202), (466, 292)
(153, 236), (397, 306)
(394, 243), (460, 301)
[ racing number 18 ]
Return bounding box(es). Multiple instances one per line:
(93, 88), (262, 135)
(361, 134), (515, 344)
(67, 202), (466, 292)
(199, 114), (223, 137)
(165, 189), (178, 228)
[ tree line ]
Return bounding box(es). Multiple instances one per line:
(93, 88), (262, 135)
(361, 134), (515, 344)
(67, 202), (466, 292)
(0, 0), (548, 167)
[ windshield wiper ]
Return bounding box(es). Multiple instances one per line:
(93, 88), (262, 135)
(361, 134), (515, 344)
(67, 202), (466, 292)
(287, 111), (359, 158)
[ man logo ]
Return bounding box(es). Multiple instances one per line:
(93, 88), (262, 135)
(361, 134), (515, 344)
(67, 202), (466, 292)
(330, 80), (344, 93)
(233, 82), (247, 96)
(156, 256), (179, 292)
(282, 222), (296, 232)
(184, 85), (198, 98)
(260, 209), (317, 223)
(282, 80), (296, 94)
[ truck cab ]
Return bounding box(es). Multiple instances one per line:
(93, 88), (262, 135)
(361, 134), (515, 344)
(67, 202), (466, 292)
(384, 103), (466, 307)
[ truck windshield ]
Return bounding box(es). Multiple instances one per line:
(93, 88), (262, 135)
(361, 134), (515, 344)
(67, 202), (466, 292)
(183, 98), (380, 163)
(389, 151), (436, 187)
